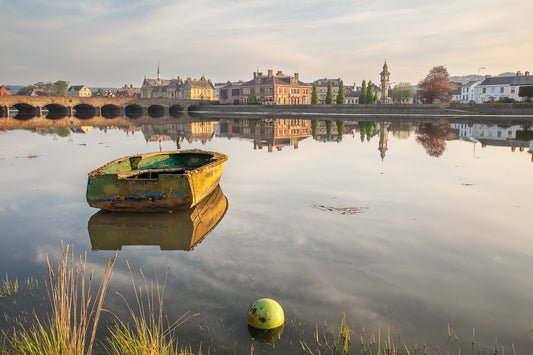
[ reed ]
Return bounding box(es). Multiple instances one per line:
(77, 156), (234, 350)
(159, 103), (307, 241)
(103, 261), (198, 355)
(4, 243), (117, 354)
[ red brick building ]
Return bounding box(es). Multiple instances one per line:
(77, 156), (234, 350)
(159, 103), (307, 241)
(0, 86), (12, 96)
(219, 70), (311, 105)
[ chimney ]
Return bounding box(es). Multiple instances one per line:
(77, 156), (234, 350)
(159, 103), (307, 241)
(526, 71), (530, 77)
(268, 69), (273, 78)
(277, 71), (283, 76)
(486, 75), (491, 79)
(253, 72), (257, 79)
(294, 73), (299, 80)
(517, 71), (522, 76)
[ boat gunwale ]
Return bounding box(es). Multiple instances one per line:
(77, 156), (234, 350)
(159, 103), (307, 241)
(88, 149), (228, 177)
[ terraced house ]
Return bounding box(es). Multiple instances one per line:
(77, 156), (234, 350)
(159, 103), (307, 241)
(219, 69), (311, 105)
(141, 66), (216, 101)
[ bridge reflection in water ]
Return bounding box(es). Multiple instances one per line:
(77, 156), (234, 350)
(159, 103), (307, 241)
(88, 185), (228, 251)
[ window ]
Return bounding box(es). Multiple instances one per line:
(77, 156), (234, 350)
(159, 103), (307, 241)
(255, 88), (260, 94)
(243, 88), (250, 95)
(220, 90), (228, 99)
(500, 87), (504, 93)
(482, 88), (486, 93)
(232, 89), (240, 96)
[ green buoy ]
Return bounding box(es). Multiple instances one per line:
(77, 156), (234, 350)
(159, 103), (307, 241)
(247, 298), (284, 329)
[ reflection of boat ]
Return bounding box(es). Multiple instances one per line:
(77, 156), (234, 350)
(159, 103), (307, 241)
(88, 185), (228, 251)
(86, 149), (227, 212)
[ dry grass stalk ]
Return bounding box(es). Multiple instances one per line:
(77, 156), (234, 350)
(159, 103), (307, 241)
(5, 242), (117, 354)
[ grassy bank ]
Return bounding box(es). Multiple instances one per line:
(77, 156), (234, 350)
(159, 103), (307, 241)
(0, 245), (530, 354)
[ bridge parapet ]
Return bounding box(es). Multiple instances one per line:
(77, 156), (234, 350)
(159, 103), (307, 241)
(0, 96), (202, 119)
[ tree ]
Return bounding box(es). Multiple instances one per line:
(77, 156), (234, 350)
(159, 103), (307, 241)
(325, 121), (333, 140)
(518, 86), (533, 102)
(359, 81), (367, 104)
(325, 80), (333, 104)
(53, 80), (68, 96)
(248, 93), (260, 105)
(336, 120), (344, 141)
(416, 66), (453, 103)
(366, 81), (374, 104)
(391, 82), (415, 103)
(311, 82), (319, 104)
(311, 120), (318, 138)
(336, 80), (345, 104)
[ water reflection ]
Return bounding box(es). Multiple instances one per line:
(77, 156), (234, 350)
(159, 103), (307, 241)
(88, 185), (228, 251)
(2, 117), (532, 161)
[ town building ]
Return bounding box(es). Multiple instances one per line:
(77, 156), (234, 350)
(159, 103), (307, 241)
(219, 70), (311, 105)
(0, 86), (12, 96)
(313, 78), (342, 104)
(474, 71), (533, 103)
(115, 84), (141, 98)
(141, 65), (216, 101)
(460, 80), (481, 103)
(344, 84), (358, 104)
(67, 85), (92, 97)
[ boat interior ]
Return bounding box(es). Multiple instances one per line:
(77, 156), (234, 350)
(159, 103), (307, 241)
(100, 152), (216, 179)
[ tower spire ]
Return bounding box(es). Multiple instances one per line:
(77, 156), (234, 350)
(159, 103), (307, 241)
(157, 61), (161, 85)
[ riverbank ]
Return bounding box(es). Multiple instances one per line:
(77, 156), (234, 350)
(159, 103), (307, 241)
(192, 102), (533, 124)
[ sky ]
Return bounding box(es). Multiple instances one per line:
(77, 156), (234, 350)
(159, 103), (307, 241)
(1, 0), (532, 88)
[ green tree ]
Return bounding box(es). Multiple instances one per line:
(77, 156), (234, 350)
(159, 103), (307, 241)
(366, 81), (374, 104)
(360, 81), (367, 104)
(311, 82), (319, 104)
(336, 120), (344, 141)
(325, 80), (333, 104)
(518, 86), (533, 102)
(53, 80), (68, 96)
(391, 82), (415, 103)
(336, 80), (345, 104)
(248, 93), (260, 105)
(374, 92), (379, 103)
(326, 120), (333, 140)
(311, 120), (318, 139)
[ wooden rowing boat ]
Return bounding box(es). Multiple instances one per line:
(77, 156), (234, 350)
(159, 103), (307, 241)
(86, 149), (227, 212)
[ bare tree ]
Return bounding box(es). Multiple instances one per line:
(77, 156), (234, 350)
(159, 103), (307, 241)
(417, 66), (453, 104)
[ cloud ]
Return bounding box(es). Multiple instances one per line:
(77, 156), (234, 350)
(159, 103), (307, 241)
(1, 0), (532, 86)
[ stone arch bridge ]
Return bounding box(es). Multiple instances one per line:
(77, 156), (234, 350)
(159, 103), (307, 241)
(0, 96), (202, 120)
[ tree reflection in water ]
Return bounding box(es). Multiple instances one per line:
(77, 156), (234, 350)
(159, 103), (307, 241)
(416, 123), (450, 157)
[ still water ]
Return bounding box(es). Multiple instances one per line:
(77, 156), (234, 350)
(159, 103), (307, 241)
(0, 117), (532, 353)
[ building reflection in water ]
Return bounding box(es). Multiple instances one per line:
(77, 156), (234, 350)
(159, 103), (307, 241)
(218, 118), (311, 152)
(88, 185), (228, 251)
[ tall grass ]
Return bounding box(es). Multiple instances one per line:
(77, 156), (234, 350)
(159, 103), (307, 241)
(4, 243), (117, 354)
(103, 261), (198, 355)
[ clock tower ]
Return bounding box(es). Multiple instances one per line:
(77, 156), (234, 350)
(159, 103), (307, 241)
(380, 61), (390, 104)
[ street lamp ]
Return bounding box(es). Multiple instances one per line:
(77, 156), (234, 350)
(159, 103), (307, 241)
(478, 67), (486, 75)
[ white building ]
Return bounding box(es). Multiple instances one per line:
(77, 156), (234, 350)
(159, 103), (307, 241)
(474, 71), (533, 103)
(461, 80), (481, 103)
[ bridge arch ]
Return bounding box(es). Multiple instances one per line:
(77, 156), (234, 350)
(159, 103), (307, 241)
(148, 105), (165, 118)
(12, 103), (39, 120)
(74, 104), (98, 119)
(43, 103), (70, 119)
(169, 104), (184, 118)
(101, 104), (122, 119)
(125, 104), (144, 119)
